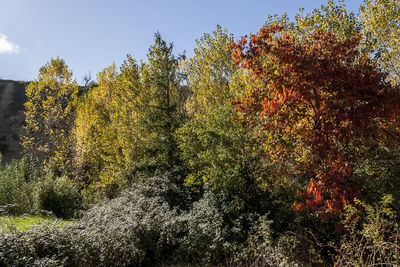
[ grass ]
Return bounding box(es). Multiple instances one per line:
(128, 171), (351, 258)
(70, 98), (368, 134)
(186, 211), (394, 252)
(0, 215), (73, 231)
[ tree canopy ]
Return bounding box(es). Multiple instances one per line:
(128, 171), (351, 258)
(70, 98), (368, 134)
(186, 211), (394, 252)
(22, 57), (78, 168)
(231, 23), (399, 218)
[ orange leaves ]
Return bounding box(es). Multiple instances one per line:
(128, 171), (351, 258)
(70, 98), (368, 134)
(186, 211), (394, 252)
(231, 23), (400, 220)
(292, 201), (306, 212)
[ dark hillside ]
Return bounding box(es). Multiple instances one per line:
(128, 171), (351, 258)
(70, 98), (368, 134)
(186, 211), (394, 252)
(0, 79), (28, 161)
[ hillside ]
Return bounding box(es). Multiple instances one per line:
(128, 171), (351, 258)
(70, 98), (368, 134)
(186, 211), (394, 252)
(0, 79), (27, 161)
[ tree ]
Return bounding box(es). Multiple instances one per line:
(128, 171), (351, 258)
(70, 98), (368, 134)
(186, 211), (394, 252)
(73, 35), (187, 196)
(23, 57), (78, 168)
(295, 0), (361, 40)
(133, 32), (186, 174)
(231, 24), (398, 218)
(360, 0), (400, 86)
(176, 104), (267, 200)
(73, 64), (121, 193)
(73, 58), (148, 197)
(183, 26), (247, 118)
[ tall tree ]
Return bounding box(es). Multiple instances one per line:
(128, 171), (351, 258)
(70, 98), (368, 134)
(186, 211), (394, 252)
(134, 33), (186, 174)
(73, 58), (146, 197)
(73, 64), (121, 191)
(22, 58), (78, 168)
(231, 24), (398, 218)
(176, 104), (268, 209)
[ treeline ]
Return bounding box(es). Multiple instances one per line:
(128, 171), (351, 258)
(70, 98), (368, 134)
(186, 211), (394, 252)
(1, 0), (400, 265)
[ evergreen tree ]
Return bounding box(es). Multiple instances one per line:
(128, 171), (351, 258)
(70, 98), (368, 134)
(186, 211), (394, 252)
(134, 33), (186, 174)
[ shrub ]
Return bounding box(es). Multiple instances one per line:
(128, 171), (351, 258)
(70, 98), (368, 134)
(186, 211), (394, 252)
(231, 215), (301, 266)
(0, 173), (254, 266)
(34, 173), (82, 219)
(335, 195), (400, 266)
(0, 224), (74, 266)
(0, 155), (41, 214)
(180, 190), (240, 264)
(71, 175), (186, 266)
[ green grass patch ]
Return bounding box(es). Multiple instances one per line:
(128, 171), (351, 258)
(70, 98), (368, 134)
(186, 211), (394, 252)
(0, 215), (73, 231)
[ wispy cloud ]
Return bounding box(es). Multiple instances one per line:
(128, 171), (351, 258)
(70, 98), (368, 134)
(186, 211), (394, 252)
(0, 33), (20, 54)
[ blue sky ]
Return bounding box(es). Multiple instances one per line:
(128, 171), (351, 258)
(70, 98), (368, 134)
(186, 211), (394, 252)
(0, 0), (364, 83)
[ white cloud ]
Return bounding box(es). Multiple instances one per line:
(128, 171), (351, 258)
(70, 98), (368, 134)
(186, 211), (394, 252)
(0, 33), (20, 54)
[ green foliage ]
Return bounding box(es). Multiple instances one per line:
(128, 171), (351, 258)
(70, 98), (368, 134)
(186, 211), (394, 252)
(34, 173), (81, 219)
(232, 215), (301, 266)
(352, 146), (400, 213)
(0, 215), (72, 232)
(4, 226), (84, 266)
(0, 155), (41, 214)
(130, 33), (187, 175)
(22, 58), (78, 168)
(180, 190), (241, 264)
(336, 195), (400, 265)
(0, 175), (242, 266)
(0, 156), (82, 218)
(176, 104), (267, 204)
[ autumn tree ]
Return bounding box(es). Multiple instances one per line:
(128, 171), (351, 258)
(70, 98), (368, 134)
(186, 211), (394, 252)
(113, 55), (146, 171)
(295, 0), (361, 40)
(23, 57), (78, 168)
(73, 34), (187, 196)
(73, 64), (123, 194)
(231, 24), (398, 218)
(360, 0), (400, 86)
(183, 26), (247, 118)
(74, 57), (150, 197)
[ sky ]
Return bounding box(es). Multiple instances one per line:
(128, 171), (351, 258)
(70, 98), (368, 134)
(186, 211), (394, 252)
(0, 0), (365, 84)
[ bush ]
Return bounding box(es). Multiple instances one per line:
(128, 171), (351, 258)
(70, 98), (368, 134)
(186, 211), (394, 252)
(180, 190), (240, 264)
(0, 155), (41, 214)
(0, 155), (83, 218)
(0, 173), (256, 266)
(34, 173), (82, 219)
(0, 224), (74, 266)
(232, 215), (300, 266)
(71, 175), (186, 266)
(72, 176), (265, 265)
(335, 195), (400, 266)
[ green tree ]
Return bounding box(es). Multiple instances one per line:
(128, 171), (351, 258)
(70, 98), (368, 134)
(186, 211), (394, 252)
(133, 32), (186, 174)
(23, 58), (78, 168)
(176, 104), (268, 207)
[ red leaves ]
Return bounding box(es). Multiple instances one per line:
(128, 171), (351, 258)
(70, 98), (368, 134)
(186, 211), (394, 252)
(232, 24), (400, 220)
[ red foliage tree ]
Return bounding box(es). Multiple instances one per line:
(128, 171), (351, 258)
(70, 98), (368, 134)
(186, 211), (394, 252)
(231, 24), (399, 218)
